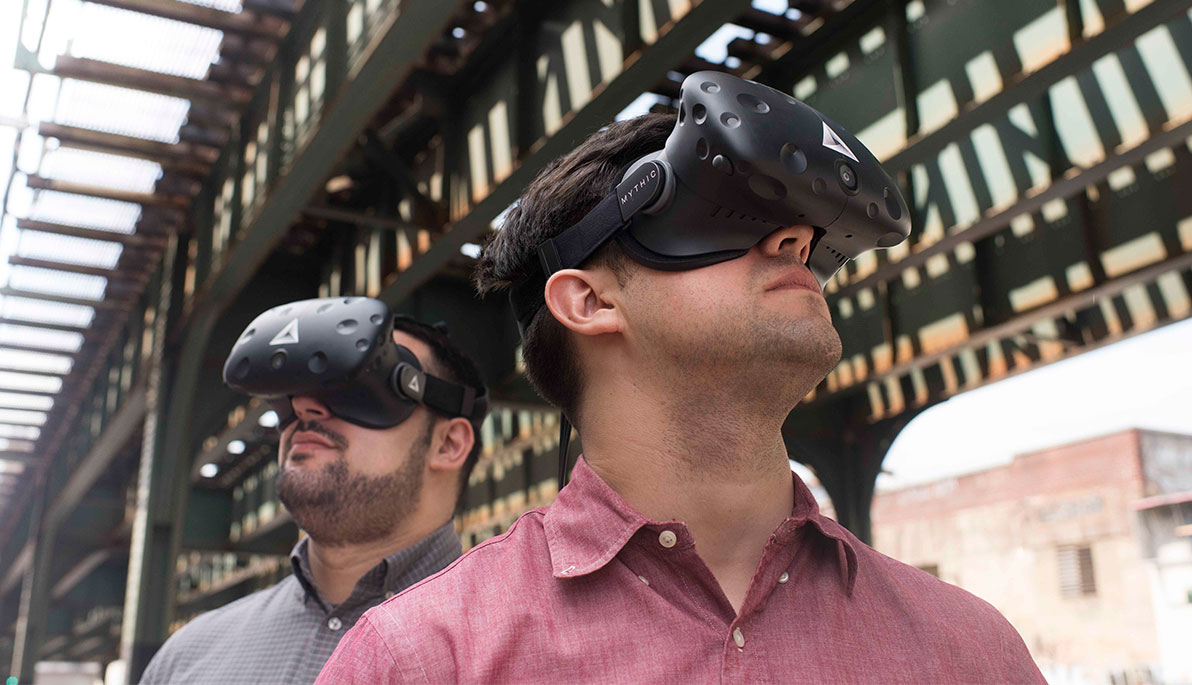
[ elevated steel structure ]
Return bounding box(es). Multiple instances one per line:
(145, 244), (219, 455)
(0, 0), (1189, 680)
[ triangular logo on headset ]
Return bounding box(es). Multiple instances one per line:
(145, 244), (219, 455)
(407, 376), (420, 393)
(270, 319), (300, 346)
(821, 121), (859, 162)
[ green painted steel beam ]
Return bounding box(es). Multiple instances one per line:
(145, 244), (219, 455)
(180, 488), (233, 552)
(184, 0), (468, 323)
(9, 484), (51, 682)
(121, 237), (184, 682)
(884, 0), (1192, 173)
(377, 0), (754, 305)
(42, 386), (147, 531)
(837, 115), (1192, 299)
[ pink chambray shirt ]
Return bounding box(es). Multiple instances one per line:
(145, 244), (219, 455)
(317, 457), (1044, 684)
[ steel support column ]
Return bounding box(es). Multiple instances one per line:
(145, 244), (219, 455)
(9, 483), (52, 682)
(786, 404), (921, 544)
(119, 236), (183, 683)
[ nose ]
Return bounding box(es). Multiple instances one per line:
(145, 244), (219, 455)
(757, 225), (816, 264)
(290, 395), (333, 422)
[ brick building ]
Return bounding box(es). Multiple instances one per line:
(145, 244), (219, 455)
(871, 429), (1192, 684)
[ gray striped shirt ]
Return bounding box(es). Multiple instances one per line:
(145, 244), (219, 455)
(139, 523), (461, 684)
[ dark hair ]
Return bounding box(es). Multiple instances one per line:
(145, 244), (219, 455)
(392, 316), (487, 508)
(474, 113), (675, 420)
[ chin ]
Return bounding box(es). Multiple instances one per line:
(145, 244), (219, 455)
(775, 316), (842, 370)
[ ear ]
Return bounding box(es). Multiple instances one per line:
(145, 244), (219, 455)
(426, 417), (474, 474)
(543, 268), (624, 337)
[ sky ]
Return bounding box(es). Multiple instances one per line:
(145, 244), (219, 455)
(875, 316), (1192, 491)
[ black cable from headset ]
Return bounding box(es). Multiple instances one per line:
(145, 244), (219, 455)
(557, 414), (573, 487)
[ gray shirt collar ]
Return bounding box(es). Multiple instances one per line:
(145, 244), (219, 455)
(289, 522), (461, 611)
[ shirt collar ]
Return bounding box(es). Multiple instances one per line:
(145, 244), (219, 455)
(290, 538), (321, 605)
(380, 521), (462, 592)
(289, 521), (462, 606)
(543, 456), (858, 594)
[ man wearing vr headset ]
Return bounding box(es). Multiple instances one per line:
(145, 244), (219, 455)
(141, 312), (488, 684)
(319, 73), (1042, 682)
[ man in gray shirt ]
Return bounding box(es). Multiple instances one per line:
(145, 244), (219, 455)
(140, 315), (488, 683)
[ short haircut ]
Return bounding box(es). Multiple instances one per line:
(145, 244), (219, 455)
(474, 113), (674, 421)
(392, 316), (487, 508)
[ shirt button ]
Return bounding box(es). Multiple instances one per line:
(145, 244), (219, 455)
(658, 530), (677, 548)
(637, 575), (650, 586)
(778, 571), (790, 584)
(384, 591), (395, 599)
(327, 617), (343, 631)
(732, 627), (745, 648)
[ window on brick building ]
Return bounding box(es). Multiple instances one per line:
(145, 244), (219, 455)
(1057, 544), (1097, 597)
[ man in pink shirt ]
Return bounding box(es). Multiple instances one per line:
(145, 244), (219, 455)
(318, 91), (1044, 682)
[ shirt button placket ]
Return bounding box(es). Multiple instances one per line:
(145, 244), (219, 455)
(327, 616), (343, 632)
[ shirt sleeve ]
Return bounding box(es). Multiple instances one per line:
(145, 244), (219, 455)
(316, 614), (407, 684)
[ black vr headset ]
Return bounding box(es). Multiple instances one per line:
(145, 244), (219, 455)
(510, 70), (911, 332)
(223, 297), (488, 430)
(509, 72), (912, 484)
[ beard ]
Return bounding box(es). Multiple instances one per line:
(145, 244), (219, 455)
(276, 417), (433, 546)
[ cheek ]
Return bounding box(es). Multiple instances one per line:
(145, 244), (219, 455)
(349, 425), (426, 475)
(342, 434), (390, 474)
(636, 271), (742, 322)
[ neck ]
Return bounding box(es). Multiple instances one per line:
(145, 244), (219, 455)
(580, 361), (801, 612)
(306, 519), (444, 605)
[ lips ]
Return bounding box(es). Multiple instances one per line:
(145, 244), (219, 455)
(287, 430), (337, 458)
(764, 268), (822, 295)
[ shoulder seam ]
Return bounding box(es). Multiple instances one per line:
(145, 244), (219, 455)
(391, 615), (431, 683)
(364, 613), (420, 682)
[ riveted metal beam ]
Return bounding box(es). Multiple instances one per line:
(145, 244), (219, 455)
(16, 219), (170, 248)
(379, 0), (755, 304)
(42, 386), (147, 532)
(0, 367), (68, 380)
(882, 0), (1192, 174)
(39, 123), (217, 177)
(753, 0), (886, 85)
(85, 0), (288, 39)
(53, 56), (254, 106)
(184, 0), (469, 322)
(0, 451), (38, 464)
(848, 250), (1192, 399)
(0, 289), (124, 311)
(25, 176), (190, 211)
(302, 205), (424, 234)
(8, 257), (129, 281)
(836, 116), (1192, 299)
